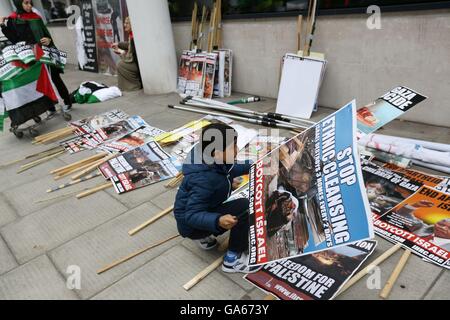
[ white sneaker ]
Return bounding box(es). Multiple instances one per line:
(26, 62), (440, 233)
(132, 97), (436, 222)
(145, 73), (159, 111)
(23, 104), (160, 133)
(194, 236), (218, 250)
(222, 252), (263, 274)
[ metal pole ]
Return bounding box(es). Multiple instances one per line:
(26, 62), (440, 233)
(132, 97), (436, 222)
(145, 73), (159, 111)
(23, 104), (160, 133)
(168, 105), (302, 130)
(186, 96), (317, 126)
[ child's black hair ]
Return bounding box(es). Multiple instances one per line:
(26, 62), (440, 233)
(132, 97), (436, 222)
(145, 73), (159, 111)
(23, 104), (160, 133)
(200, 123), (237, 158)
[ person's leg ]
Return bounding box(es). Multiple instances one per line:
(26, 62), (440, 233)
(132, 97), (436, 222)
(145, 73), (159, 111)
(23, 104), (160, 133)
(189, 230), (218, 250)
(214, 198), (261, 274)
(215, 198), (249, 253)
(50, 67), (72, 109)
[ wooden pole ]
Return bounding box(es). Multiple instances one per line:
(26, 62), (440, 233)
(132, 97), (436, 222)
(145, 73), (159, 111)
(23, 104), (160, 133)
(183, 256), (224, 291)
(54, 159), (104, 180)
(71, 153), (117, 180)
(35, 189), (89, 204)
(76, 181), (113, 199)
(297, 15), (303, 53)
(337, 243), (402, 296)
(51, 152), (107, 175)
(198, 5), (208, 51)
(97, 234), (180, 275)
(33, 127), (73, 142)
(182, 237), (229, 291)
(47, 172), (102, 193)
(165, 173), (183, 188)
(379, 249), (411, 299)
(264, 295), (277, 300)
(304, 0), (318, 57)
(215, 0), (222, 48)
(0, 147), (64, 168)
(34, 127), (75, 144)
(128, 205), (174, 236)
(17, 151), (65, 173)
(190, 2), (198, 50)
(207, 3), (217, 52)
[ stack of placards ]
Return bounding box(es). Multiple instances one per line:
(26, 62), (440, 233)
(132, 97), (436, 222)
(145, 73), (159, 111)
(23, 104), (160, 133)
(177, 49), (232, 99)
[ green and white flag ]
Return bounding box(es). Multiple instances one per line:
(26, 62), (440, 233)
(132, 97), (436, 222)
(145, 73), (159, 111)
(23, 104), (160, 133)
(73, 81), (122, 104)
(1, 62), (59, 111)
(0, 99), (7, 132)
(15, 42), (36, 65)
(2, 45), (20, 63)
(0, 56), (22, 81)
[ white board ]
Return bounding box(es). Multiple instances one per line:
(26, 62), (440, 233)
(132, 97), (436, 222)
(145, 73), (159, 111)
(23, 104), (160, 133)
(276, 54), (326, 119)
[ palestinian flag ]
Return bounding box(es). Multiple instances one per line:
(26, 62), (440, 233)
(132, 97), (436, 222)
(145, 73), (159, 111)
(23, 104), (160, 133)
(0, 98), (7, 132)
(0, 62), (59, 111)
(72, 81), (122, 104)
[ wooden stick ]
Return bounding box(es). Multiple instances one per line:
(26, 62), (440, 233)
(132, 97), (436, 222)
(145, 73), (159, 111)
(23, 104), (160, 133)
(54, 159), (104, 180)
(17, 151), (65, 173)
(214, 0), (222, 48)
(183, 256), (223, 291)
(190, 2), (198, 50)
(34, 127), (75, 143)
(71, 153), (117, 180)
(304, 0), (318, 57)
(264, 295), (277, 301)
(35, 189), (89, 204)
(53, 155), (106, 179)
(47, 172), (102, 193)
(337, 243), (402, 296)
(76, 181), (113, 199)
(20, 150), (65, 169)
(97, 234), (180, 275)
(36, 129), (75, 144)
(297, 15), (303, 52)
(34, 127), (73, 141)
(128, 205), (174, 236)
(165, 173), (183, 188)
(0, 147), (64, 168)
(379, 249), (411, 299)
(208, 4), (217, 52)
(37, 131), (75, 144)
(51, 152), (107, 174)
(183, 237), (229, 291)
(198, 5), (208, 51)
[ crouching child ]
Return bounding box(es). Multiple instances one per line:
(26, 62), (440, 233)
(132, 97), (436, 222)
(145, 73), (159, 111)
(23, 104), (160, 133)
(174, 123), (260, 273)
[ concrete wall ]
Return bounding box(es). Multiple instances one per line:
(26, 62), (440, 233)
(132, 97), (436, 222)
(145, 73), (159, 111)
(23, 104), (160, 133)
(172, 9), (450, 127)
(46, 8), (450, 127)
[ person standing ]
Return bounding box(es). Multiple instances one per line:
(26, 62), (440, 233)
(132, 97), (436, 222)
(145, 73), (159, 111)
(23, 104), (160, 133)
(0, 0), (72, 112)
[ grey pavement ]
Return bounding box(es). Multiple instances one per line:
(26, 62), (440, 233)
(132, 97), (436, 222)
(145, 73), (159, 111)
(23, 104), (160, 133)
(0, 66), (449, 300)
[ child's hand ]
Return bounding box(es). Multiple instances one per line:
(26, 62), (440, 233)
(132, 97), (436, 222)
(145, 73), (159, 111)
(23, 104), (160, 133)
(40, 37), (52, 46)
(219, 215), (237, 230)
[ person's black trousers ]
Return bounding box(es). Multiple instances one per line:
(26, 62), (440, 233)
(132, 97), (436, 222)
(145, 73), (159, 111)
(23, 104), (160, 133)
(189, 198), (250, 253)
(50, 67), (71, 108)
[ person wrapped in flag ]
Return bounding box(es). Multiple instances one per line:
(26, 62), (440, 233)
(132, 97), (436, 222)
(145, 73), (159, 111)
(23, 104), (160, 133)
(0, 0), (72, 113)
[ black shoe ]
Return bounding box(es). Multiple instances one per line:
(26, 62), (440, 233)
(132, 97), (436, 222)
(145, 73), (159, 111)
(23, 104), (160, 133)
(194, 236), (218, 250)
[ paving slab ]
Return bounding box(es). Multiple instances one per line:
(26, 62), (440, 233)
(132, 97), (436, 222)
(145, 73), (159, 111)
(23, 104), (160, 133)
(49, 202), (182, 299)
(181, 236), (254, 292)
(92, 245), (246, 300)
(105, 180), (168, 209)
(1, 191), (127, 264)
(0, 235), (18, 276)
(0, 255), (78, 300)
(0, 158), (66, 193)
(0, 193), (18, 228)
(3, 172), (105, 217)
(149, 187), (178, 210)
(423, 270), (450, 300)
